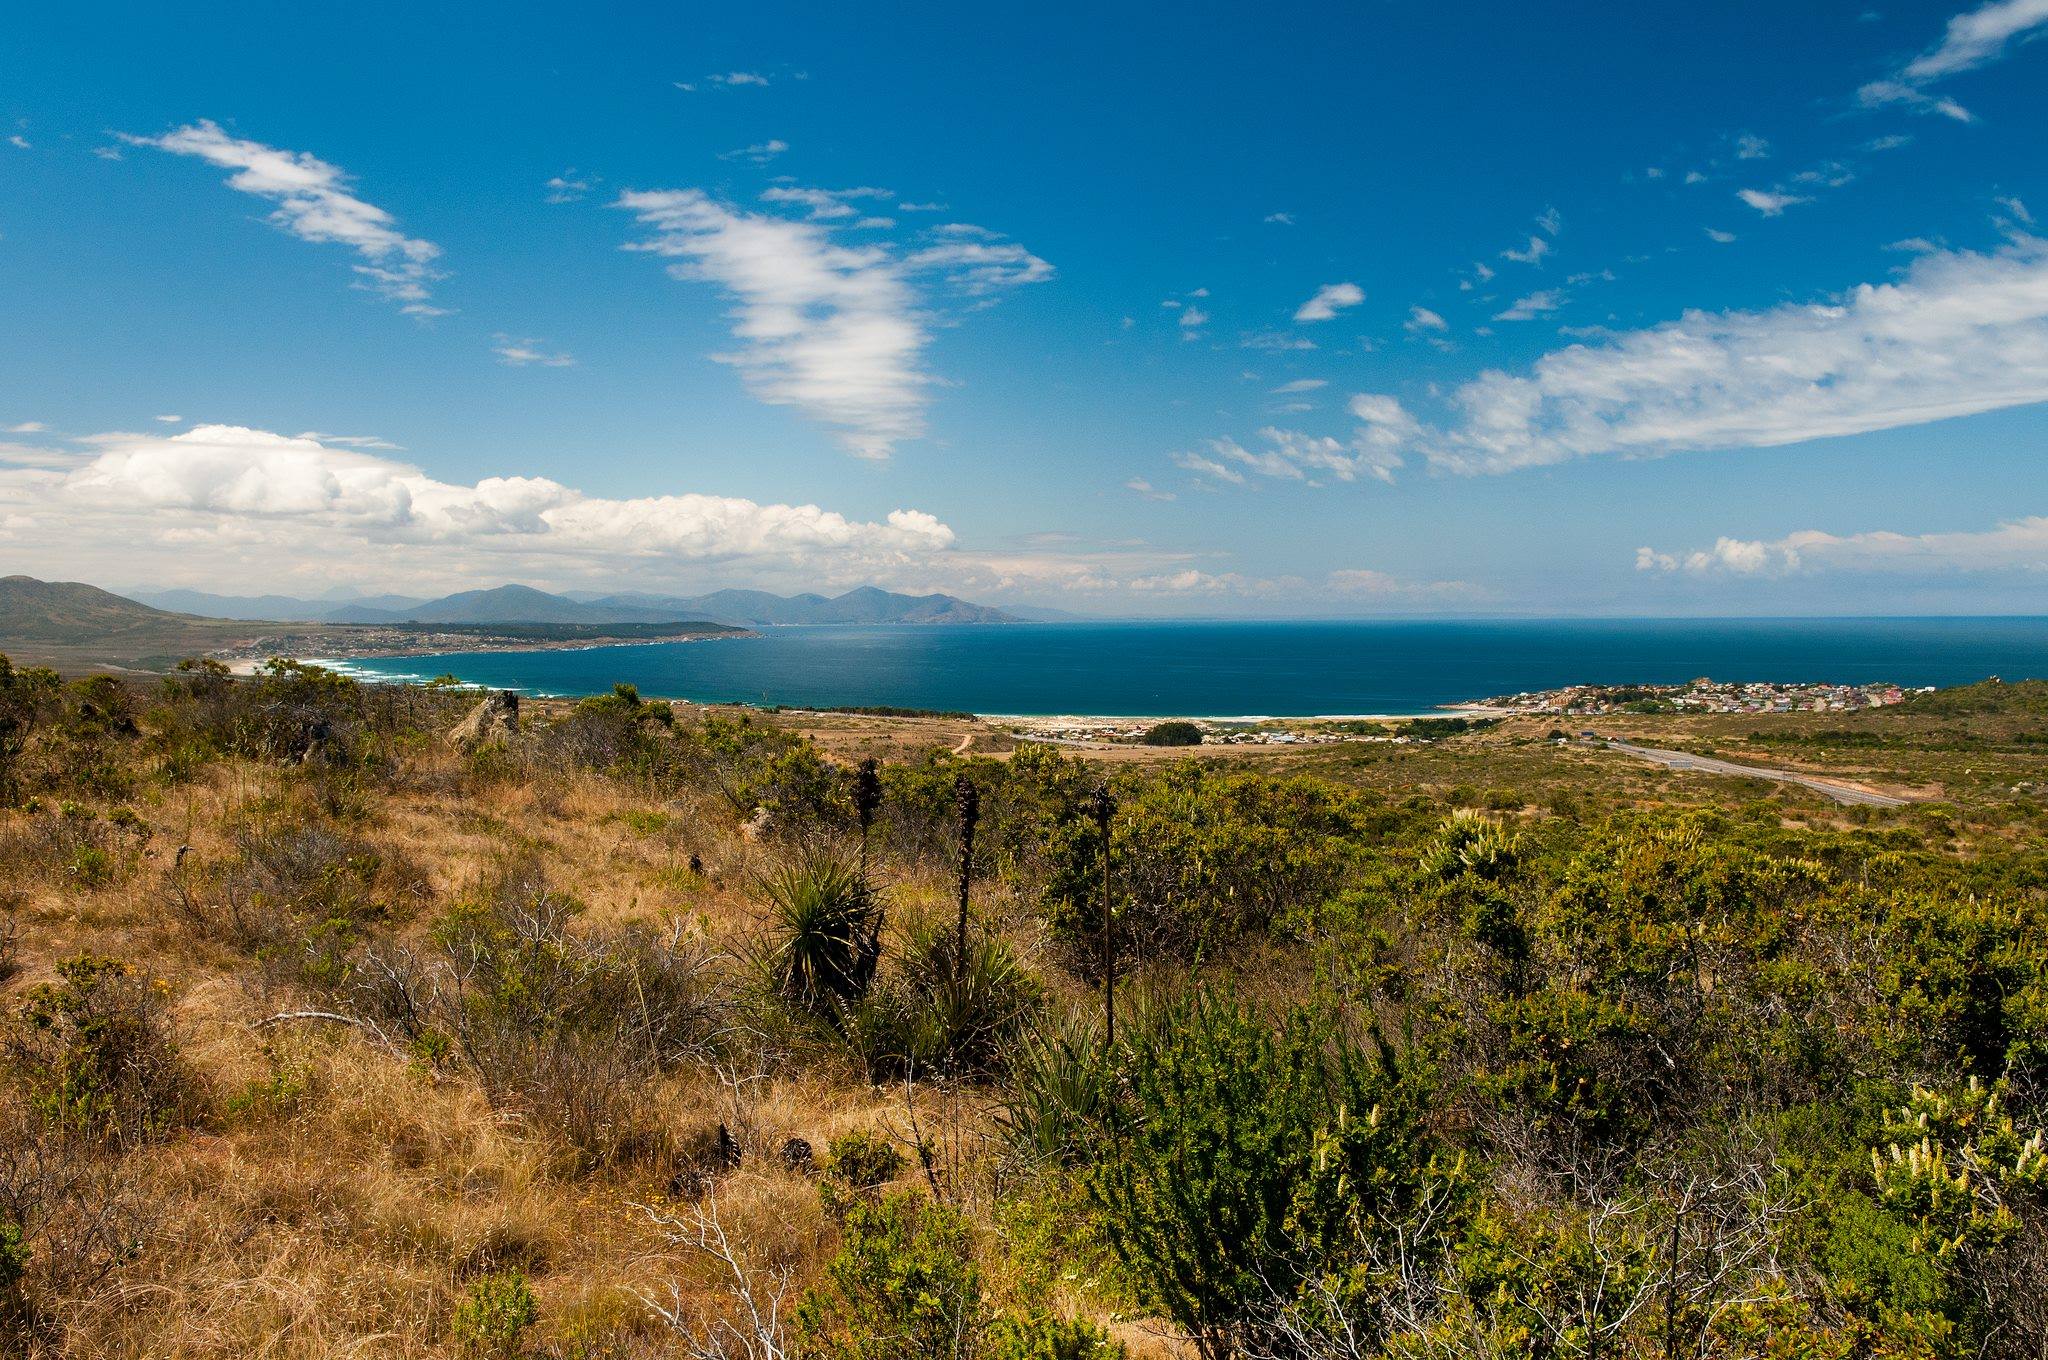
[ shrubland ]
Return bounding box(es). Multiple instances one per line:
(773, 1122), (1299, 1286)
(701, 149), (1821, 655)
(0, 655), (2045, 1357)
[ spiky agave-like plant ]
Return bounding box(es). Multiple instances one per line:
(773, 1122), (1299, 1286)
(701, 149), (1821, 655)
(761, 847), (882, 1015)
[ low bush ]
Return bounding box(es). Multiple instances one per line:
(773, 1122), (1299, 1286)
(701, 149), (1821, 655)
(797, 1191), (982, 1360)
(349, 865), (724, 1169)
(841, 918), (1042, 1081)
(161, 819), (429, 989)
(1001, 1010), (1116, 1168)
(0, 1106), (154, 1340)
(1087, 992), (1464, 1360)
(4, 955), (197, 1148)
(453, 1267), (540, 1358)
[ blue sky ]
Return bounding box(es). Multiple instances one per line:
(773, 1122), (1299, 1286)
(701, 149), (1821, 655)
(3, 1), (2046, 616)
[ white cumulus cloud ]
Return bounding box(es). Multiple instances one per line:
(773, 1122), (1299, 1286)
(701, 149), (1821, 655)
(0, 424), (956, 589)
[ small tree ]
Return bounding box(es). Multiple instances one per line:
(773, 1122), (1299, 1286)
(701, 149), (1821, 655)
(1137, 721), (1202, 747)
(0, 654), (58, 801)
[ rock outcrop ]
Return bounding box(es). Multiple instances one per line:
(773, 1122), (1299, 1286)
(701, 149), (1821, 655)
(447, 690), (520, 750)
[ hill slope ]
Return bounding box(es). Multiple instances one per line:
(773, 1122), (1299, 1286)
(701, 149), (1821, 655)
(0, 575), (288, 672)
(0, 575), (197, 642)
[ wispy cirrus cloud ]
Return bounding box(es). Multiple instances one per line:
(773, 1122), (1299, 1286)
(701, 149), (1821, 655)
(1178, 236), (2048, 491)
(758, 185), (892, 220)
(1904, 0), (2048, 79)
(720, 139), (790, 165)
(1374, 235), (2048, 477)
(123, 120), (445, 315)
(492, 336), (575, 368)
(1857, 0), (2048, 121)
(1170, 393), (1413, 490)
(545, 170), (596, 203)
(615, 188), (1050, 459)
(1737, 188), (1810, 216)
(676, 71), (772, 91)
(1494, 289), (1564, 322)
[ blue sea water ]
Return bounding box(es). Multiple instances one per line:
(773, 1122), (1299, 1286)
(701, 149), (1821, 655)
(333, 618), (2048, 718)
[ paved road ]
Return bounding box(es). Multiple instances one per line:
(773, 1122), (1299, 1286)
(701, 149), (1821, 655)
(1599, 739), (1913, 807)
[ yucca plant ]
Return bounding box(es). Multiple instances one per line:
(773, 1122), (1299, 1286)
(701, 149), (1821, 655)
(761, 848), (883, 1015)
(1001, 1008), (1119, 1166)
(895, 915), (1041, 1079)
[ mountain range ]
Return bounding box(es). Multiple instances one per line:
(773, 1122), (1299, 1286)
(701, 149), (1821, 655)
(127, 583), (1024, 627)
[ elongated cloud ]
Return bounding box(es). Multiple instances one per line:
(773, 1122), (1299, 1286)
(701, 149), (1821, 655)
(1393, 236), (2048, 476)
(124, 121), (443, 314)
(1639, 515), (2048, 575)
(1858, 0), (2048, 119)
(1294, 282), (1364, 322)
(617, 190), (1049, 459)
(1904, 0), (2048, 80)
(0, 425), (955, 588)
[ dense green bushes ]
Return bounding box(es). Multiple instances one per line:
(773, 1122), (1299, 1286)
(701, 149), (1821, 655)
(1084, 994), (1460, 1360)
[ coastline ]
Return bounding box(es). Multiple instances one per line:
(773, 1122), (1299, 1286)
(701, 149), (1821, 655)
(215, 627), (750, 677)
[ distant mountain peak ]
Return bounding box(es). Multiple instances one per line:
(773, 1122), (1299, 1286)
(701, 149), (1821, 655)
(119, 580), (1024, 628)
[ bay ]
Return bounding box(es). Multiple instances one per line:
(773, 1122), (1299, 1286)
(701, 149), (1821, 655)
(333, 617), (2048, 718)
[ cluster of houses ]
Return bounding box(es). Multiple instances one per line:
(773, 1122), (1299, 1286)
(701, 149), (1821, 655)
(1473, 677), (1928, 717)
(1005, 718), (1349, 746)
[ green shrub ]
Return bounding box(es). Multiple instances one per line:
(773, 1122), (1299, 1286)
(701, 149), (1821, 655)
(5, 955), (194, 1147)
(826, 1129), (907, 1192)
(985, 1313), (1125, 1360)
(0, 1220), (26, 1304)
(0, 654), (59, 802)
(347, 867), (722, 1169)
(857, 919), (1041, 1080)
(797, 1192), (980, 1360)
(1042, 766), (1370, 959)
(452, 1268), (539, 1358)
(1086, 993), (1463, 1360)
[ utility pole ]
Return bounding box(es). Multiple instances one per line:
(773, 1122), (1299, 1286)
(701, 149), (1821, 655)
(1089, 783), (1117, 1050)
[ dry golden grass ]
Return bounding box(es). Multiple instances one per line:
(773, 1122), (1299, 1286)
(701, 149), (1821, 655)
(0, 729), (1025, 1359)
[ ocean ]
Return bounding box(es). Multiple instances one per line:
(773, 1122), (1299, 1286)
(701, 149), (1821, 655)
(327, 617), (2048, 718)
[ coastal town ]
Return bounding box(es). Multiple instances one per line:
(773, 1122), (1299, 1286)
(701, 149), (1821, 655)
(1467, 677), (1927, 717)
